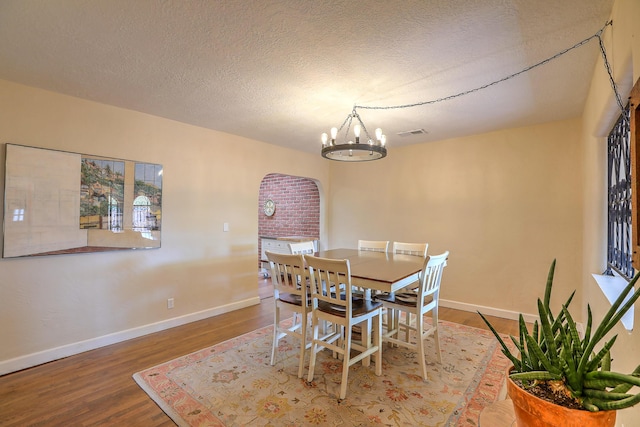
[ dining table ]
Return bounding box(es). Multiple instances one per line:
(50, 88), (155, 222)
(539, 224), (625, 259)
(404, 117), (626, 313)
(316, 248), (425, 296)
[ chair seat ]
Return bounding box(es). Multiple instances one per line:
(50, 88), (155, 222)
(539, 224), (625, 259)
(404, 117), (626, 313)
(279, 292), (311, 306)
(375, 292), (433, 307)
(317, 298), (382, 317)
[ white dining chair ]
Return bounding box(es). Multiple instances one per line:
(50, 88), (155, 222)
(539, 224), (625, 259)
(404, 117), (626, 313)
(374, 251), (449, 380)
(304, 254), (383, 400)
(387, 242), (429, 331)
(266, 251), (312, 378)
(357, 240), (389, 252)
(288, 241), (315, 255)
(289, 240), (333, 333)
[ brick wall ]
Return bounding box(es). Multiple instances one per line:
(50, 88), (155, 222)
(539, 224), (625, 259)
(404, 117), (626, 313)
(258, 173), (320, 265)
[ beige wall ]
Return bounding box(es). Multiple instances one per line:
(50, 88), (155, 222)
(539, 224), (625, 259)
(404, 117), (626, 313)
(0, 79), (330, 372)
(327, 118), (583, 319)
(1, 2), (640, 422)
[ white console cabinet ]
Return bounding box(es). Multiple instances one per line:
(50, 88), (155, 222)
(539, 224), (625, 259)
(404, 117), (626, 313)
(260, 236), (319, 276)
(261, 238), (290, 261)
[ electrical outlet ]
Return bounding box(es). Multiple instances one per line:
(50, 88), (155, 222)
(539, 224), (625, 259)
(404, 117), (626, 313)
(167, 298), (174, 309)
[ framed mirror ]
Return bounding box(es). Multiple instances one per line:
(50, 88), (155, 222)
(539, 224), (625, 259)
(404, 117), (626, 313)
(3, 144), (162, 258)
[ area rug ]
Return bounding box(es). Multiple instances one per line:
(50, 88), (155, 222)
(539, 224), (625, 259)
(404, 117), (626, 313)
(133, 320), (513, 426)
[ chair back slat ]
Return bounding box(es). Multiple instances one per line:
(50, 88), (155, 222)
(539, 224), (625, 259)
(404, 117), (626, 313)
(358, 240), (389, 253)
(266, 251), (307, 301)
(418, 251), (449, 304)
(304, 255), (352, 312)
(288, 241), (315, 255)
(392, 241), (428, 257)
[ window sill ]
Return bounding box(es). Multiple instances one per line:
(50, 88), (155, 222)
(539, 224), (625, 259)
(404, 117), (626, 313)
(592, 272), (634, 331)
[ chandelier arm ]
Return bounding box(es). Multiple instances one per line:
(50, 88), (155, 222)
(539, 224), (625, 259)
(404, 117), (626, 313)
(336, 114), (351, 133)
(342, 114), (353, 144)
(352, 110), (374, 143)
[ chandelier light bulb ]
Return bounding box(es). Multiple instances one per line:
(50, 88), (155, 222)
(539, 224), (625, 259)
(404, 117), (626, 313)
(330, 127), (338, 141)
(321, 133), (328, 146)
(375, 128), (383, 141)
(381, 135), (386, 146)
(353, 124), (361, 143)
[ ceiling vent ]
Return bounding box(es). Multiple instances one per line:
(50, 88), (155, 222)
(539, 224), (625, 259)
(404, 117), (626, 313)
(397, 128), (428, 137)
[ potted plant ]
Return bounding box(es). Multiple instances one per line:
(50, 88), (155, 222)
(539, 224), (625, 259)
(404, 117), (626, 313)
(479, 259), (640, 426)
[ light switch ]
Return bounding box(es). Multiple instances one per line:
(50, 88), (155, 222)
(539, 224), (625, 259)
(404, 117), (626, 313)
(223, 222), (229, 232)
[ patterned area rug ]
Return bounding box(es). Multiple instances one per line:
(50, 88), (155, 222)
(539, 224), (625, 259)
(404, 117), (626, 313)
(133, 320), (512, 426)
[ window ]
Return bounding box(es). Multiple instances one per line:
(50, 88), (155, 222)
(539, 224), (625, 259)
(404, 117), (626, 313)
(607, 106), (633, 279)
(630, 77), (640, 271)
(598, 78), (640, 330)
(608, 76), (640, 279)
(133, 195), (152, 231)
(132, 162), (162, 232)
(12, 208), (24, 222)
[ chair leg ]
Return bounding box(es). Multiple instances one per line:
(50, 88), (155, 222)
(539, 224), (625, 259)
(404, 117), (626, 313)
(432, 309), (442, 364)
(373, 311), (382, 376)
(307, 313), (320, 383)
(416, 313), (428, 380)
(297, 311), (308, 378)
(334, 325), (343, 360)
(361, 319), (371, 367)
(385, 308), (397, 347)
(270, 305), (280, 366)
(339, 324), (352, 400)
(404, 312), (412, 342)
(395, 309), (403, 346)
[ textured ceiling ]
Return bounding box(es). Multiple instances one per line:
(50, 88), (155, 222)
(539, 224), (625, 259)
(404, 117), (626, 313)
(0, 0), (614, 154)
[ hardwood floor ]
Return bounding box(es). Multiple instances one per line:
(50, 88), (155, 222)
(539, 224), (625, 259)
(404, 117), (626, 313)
(0, 277), (519, 426)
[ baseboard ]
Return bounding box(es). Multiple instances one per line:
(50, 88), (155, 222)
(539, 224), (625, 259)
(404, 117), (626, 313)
(1, 296), (577, 376)
(0, 296), (260, 376)
(439, 299), (584, 336)
(439, 298), (540, 324)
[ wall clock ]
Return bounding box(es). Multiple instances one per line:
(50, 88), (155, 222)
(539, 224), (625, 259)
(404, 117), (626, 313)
(263, 199), (275, 216)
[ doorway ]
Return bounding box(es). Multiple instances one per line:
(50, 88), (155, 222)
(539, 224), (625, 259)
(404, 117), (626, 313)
(258, 173), (320, 298)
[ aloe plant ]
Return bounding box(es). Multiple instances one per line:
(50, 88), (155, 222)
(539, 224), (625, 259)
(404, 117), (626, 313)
(479, 259), (640, 411)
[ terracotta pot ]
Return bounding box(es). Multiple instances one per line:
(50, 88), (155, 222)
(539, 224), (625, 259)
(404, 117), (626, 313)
(506, 374), (616, 427)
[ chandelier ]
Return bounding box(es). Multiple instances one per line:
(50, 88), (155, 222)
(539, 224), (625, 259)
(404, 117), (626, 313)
(321, 109), (387, 162)
(318, 21), (619, 163)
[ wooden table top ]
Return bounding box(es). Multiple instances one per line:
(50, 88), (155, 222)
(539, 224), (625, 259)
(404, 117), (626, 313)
(316, 248), (424, 293)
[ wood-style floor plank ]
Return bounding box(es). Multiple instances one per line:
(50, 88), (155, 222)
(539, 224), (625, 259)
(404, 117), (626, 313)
(0, 278), (519, 426)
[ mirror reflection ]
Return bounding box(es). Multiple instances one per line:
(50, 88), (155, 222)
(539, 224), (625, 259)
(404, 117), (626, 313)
(3, 144), (162, 257)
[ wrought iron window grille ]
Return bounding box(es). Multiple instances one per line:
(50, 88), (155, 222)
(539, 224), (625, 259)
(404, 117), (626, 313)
(606, 105), (634, 280)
